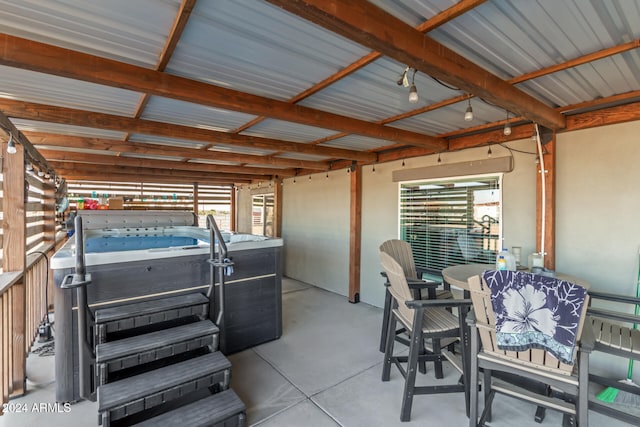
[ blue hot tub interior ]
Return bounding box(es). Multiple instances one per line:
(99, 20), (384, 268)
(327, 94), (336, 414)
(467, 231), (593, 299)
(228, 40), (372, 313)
(85, 235), (208, 253)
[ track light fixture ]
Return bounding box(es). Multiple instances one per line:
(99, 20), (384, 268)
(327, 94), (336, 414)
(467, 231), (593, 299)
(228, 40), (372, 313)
(6, 132), (16, 154)
(408, 69), (418, 104)
(503, 111), (512, 136)
(464, 96), (473, 122)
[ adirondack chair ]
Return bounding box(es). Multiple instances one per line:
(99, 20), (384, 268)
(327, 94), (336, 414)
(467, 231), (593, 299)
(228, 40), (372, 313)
(380, 251), (471, 422)
(467, 271), (594, 427)
(379, 239), (452, 352)
(587, 289), (640, 425)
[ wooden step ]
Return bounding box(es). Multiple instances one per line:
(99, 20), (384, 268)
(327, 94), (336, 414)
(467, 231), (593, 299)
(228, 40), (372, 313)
(95, 293), (209, 340)
(131, 389), (246, 427)
(96, 320), (219, 383)
(98, 352), (231, 425)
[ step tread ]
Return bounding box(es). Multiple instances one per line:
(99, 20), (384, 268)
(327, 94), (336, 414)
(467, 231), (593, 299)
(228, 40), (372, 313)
(96, 320), (218, 363)
(98, 352), (230, 411)
(131, 389), (245, 427)
(95, 293), (209, 323)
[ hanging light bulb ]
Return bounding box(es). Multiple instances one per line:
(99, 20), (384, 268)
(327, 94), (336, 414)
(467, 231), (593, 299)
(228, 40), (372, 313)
(408, 83), (418, 104)
(26, 162), (34, 172)
(372, 163), (376, 173)
(503, 112), (512, 136)
(487, 146), (493, 157)
(326, 171), (329, 179)
(6, 132), (17, 154)
(408, 69), (418, 103)
(437, 153), (442, 164)
(37, 169), (45, 177)
(401, 159), (405, 167)
(308, 175), (311, 181)
(464, 97), (473, 122)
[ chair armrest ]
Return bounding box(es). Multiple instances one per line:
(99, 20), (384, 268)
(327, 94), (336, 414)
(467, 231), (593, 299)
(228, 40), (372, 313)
(416, 267), (442, 280)
(406, 278), (441, 290)
(405, 298), (472, 309)
(579, 320), (595, 352)
(587, 307), (640, 325)
(588, 290), (640, 306)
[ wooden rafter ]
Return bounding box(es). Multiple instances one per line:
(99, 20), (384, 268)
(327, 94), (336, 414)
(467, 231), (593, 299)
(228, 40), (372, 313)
(0, 33), (446, 151)
(0, 98), (375, 162)
(266, 0), (564, 130)
(25, 132), (331, 170)
(39, 150), (289, 177)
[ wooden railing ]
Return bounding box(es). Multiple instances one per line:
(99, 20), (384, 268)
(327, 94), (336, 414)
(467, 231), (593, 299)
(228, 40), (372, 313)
(0, 240), (62, 415)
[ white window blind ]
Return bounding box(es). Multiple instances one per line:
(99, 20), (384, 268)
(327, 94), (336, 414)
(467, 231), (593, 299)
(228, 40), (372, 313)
(399, 175), (501, 274)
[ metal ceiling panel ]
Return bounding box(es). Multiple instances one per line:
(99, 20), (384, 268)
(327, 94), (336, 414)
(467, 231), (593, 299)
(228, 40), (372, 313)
(274, 152), (330, 162)
(370, 0), (640, 109)
(35, 145), (117, 156)
(240, 119), (336, 143)
(391, 100), (505, 135)
(128, 134), (208, 150)
(298, 57), (459, 121)
(517, 51), (640, 107)
(318, 135), (393, 152)
(120, 152), (185, 162)
(141, 96), (258, 132)
(209, 144), (276, 156)
(0, 65), (141, 116)
(0, 0), (181, 67)
(187, 159), (242, 166)
(165, 0), (371, 100)
(12, 119), (128, 140)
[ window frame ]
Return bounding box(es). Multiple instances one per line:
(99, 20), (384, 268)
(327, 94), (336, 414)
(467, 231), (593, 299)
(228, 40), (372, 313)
(397, 173), (503, 275)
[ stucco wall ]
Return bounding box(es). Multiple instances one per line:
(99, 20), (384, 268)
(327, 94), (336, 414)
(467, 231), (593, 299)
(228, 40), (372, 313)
(280, 138), (538, 306)
(238, 120), (640, 378)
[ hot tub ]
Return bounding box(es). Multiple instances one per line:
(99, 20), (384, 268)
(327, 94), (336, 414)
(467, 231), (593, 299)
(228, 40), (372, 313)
(52, 211), (283, 402)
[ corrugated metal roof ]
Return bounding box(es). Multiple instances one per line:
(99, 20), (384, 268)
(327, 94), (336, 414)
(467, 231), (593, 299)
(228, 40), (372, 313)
(11, 119), (128, 139)
(240, 119), (336, 142)
(0, 0), (638, 184)
(128, 134), (208, 149)
(142, 96), (258, 132)
(165, 0), (371, 99)
(0, 65), (140, 116)
(120, 153), (185, 162)
(209, 144), (276, 156)
(0, 0), (181, 67)
(298, 57), (459, 121)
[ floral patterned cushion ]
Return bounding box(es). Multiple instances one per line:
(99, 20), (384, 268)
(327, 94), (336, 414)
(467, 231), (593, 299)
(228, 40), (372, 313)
(483, 270), (587, 365)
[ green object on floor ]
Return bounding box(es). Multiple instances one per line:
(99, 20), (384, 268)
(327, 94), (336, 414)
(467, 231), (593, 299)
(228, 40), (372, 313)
(597, 253), (640, 405)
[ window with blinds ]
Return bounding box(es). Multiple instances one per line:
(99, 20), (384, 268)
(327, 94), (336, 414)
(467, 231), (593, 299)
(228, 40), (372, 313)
(399, 175), (501, 274)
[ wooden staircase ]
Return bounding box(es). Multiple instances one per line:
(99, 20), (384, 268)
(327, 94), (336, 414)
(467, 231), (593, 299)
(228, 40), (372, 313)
(94, 293), (246, 427)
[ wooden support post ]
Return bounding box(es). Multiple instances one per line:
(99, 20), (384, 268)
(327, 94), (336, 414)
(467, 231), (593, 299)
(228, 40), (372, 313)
(43, 182), (56, 243)
(349, 164), (362, 303)
(192, 182), (199, 226)
(273, 178), (283, 238)
(230, 185), (237, 232)
(536, 135), (556, 270)
(2, 137), (26, 397)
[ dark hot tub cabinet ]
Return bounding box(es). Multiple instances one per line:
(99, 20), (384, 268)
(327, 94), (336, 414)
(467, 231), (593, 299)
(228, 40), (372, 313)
(51, 211), (283, 402)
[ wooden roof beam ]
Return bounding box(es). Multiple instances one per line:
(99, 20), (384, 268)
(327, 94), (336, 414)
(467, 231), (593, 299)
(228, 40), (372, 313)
(39, 150), (287, 177)
(266, 0), (564, 130)
(25, 132), (331, 170)
(0, 99), (375, 162)
(0, 33), (446, 151)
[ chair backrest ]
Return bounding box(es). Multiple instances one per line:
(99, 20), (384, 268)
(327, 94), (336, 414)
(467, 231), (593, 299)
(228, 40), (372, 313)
(380, 251), (415, 328)
(468, 272), (589, 374)
(379, 239), (418, 280)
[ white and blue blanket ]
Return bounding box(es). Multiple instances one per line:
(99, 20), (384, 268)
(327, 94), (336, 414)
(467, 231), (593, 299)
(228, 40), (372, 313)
(483, 270), (587, 365)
